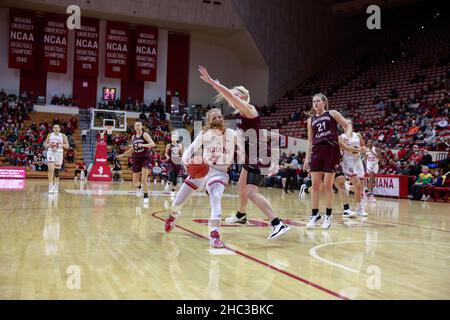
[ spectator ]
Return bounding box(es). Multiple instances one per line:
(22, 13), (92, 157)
(74, 159), (87, 181)
(81, 129), (89, 143)
(66, 148), (75, 163)
(411, 166), (433, 200)
(420, 150), (433, 166)
(111, 158), (123, 182)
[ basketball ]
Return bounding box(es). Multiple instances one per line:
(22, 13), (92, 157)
(187, 156), (209, 179)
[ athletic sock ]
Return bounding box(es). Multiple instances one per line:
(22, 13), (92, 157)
(326, 208), (333, 216)
(343, 204), (350, 211)
(236, 211), (246, 219)
(312, 208), (319, 216)
(271, 218), (281, 226)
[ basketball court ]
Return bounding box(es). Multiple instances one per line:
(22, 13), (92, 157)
(1, 179), (448, 300)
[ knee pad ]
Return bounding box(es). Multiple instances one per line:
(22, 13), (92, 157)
(54, 169), (60, 178)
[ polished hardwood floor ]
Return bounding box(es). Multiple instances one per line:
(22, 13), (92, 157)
(0, 179), (449, 300)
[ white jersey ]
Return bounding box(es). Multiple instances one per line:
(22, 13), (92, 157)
(340, 132), (362, 159)
(366, 146), (380, 174)
(366, 147), (380, 165)
(48, 133), (64, 152)
(47, 133), (64, 166)
(340, 132), (365, 178)
(182, 128), (238, 173)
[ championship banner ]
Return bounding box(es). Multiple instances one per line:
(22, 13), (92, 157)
(105, 21), (130, 79)
(88, 141), (112, 181)
(8, 9), (36, 70)
(43, 13), (67, 73)
(134, 25), (158, 81)
(74, 17), (99, 77)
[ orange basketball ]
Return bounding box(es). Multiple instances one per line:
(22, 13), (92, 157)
(187, 156), (209, 179)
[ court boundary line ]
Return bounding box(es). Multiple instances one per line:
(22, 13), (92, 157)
(309, 240), (450, 274)
(151, 211), (350, 300)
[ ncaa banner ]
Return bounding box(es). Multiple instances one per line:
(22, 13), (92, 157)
(8, 9), (36, 70)
(74, 17), (99, 77)
(105, 21), (130, 79)
(43, 13), (67, 73)
(134, 25), (158, 81)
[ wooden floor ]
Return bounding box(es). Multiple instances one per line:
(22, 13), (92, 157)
(0, 179), (449, 300)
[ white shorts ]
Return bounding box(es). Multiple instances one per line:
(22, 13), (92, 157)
(47, 150), (63, 167)
(367, 162), (379, 174)
(183, 167), (229, 192)
(342, 156), (365, 178)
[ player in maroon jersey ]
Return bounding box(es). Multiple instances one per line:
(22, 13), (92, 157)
(165, 134), (183, 192)
(198, 66), (290, 240)
(303, 93), (351, 229)
(117, 121), (156, 206)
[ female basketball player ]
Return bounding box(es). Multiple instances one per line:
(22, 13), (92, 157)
(198, 66), (290, 240)
(165, 134), (183, 192)
(117, 121), (156, 206)
(164, 108), (240, 248)
(338, 119), (368, 217)
(304, 93), (351, 229)
(365, 140), (382, 201)
(44, 124), (69, 194)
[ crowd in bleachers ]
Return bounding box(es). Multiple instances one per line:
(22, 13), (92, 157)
(0, 90), (78, 172)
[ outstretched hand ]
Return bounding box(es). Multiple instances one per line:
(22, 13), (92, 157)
(198, 66), (215, 85)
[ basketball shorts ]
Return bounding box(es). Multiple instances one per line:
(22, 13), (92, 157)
(47, 150), (63, 167)
(342, 156), (365, 178)
(132, 155), (152, 173)
(243, 164), (265, 187)
(310, 142), (340, 173)
(367, 162), (379, 174)
(183, 167), (229, 193)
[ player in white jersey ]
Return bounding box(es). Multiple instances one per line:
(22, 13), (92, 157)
(365, 140), (382, 202)
(338, 120), (368, 217)
(44, 124), (69, 194)
(164, 108), (242, 248)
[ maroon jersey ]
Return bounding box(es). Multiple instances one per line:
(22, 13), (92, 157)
(235, 113), (270, 168)
(132, 134), (149, 157)
(311, 111), (338, 145)
(168, 143), (182, 166)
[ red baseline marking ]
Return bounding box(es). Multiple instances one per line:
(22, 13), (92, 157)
(152, 211), (350, 300)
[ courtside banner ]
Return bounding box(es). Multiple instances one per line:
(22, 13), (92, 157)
(43, 13), (67, 73)
(74, 17), (99, 77)
(105, 21), (130, 79)
(8, 9), (36, 70)
(0, 167), (27, 179)
(134, 25), (158, 81)
(364, 174), (409, 198)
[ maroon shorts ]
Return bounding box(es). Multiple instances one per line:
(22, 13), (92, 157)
(310, 142), (340, 173)
(168, 161), (182, 174)
(132, 155), (152, 173)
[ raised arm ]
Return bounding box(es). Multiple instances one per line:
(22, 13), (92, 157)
(198, 66), (258, 119)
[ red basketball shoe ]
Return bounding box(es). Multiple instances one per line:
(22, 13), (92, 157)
(209, 230), (225, 248)
(165, 215), (177, 233)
